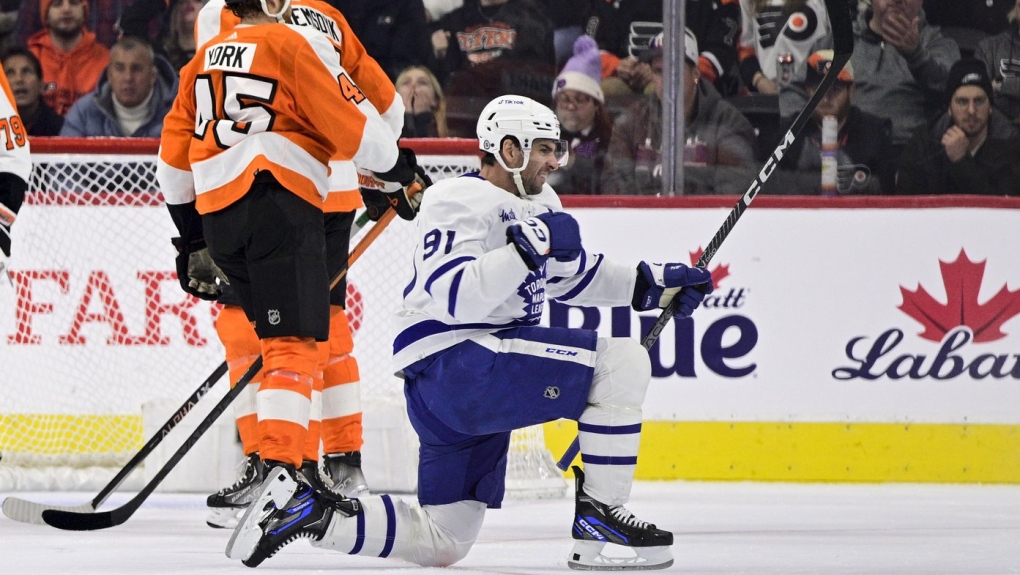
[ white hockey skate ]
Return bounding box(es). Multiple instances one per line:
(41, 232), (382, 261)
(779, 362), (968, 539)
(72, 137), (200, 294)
(567, 467), (673, 570)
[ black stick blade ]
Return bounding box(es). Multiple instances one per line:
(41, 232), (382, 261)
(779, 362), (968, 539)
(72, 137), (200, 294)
(42, 507), (120, 531)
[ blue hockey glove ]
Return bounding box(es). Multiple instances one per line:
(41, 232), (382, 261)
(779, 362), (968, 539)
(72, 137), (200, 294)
(631, 261), (714, 316)
(671, 283), (715, 318)
(506, 211), (582, 270)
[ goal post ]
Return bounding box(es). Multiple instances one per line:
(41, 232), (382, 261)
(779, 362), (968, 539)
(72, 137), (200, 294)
(0, 137), (566, 498)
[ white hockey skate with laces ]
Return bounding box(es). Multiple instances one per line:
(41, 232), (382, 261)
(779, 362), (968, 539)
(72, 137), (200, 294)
(568, 467), (673, 570)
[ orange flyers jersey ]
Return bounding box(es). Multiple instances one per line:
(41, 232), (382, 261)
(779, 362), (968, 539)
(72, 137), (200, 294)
(157, 23), (399, 215)
(195, 0), (404, 212)
(0, 68), (31, 183)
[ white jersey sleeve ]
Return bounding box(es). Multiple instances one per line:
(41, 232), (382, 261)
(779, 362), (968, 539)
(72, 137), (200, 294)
(392, 174), (636, 372)
(546, 252), (635, 307)
(195, 0), (226, 48)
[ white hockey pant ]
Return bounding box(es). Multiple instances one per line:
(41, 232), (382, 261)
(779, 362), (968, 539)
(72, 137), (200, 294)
(312, 496), (487, 567)
(578, 337), (651, 506)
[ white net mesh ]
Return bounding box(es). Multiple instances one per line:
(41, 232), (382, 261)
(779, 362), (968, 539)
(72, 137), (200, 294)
(0, 138), (565, 498)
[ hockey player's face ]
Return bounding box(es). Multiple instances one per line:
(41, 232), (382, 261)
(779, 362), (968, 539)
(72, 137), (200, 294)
(521, 139), (562, 195)
(950, 86), (991, 138)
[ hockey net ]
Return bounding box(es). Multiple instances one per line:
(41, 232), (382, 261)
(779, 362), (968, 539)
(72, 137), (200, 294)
(0, 138), (566, 498)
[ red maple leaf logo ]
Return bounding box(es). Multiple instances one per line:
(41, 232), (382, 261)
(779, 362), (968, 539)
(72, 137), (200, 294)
(689, 248), (729, 288)
(898, 249), (1020, 343)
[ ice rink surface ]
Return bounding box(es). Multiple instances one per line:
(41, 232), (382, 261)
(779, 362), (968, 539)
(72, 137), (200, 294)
(2, 481), (1019, 575)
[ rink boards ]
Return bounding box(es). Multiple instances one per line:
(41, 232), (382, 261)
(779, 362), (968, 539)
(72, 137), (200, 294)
(2, 194), (1018, 483)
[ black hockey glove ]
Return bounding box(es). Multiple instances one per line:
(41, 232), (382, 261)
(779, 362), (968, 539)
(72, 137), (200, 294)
(0, 199), (15, 259)
(0, 173), (27, 259)
(362, 147), (432, 221)
(170, 236), (228, 301)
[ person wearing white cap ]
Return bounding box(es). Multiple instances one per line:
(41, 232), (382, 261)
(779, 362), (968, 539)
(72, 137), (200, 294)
(548, 35), (613, 194)
(602, 29), (757, 195)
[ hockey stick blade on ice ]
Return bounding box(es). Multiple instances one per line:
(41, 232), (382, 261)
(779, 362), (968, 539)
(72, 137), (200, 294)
(41, 358), (262, 531)
(2, 361), (229, 525)
(40, 207), (396, 530)
(3, 210), (375, 525)
(555, 0), (855, 471)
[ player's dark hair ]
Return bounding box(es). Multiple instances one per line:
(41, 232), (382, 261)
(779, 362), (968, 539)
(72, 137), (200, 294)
(226, 0), (265, 20)
(479, 135), (521, 167)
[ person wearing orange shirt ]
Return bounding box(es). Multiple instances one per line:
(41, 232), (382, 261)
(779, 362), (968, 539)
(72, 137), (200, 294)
(27, 0), (109, 116)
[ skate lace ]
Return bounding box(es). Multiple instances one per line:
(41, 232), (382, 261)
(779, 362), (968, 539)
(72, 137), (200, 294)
(608, 505), (651, 529)
(221, 457), (257, 492)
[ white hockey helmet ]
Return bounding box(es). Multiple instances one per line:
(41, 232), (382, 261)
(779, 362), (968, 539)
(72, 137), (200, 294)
(476, 95), (567, 196)
(479, 94), (575, 192)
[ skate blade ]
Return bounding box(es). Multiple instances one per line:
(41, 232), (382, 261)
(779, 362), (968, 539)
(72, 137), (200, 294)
(206, 506), (244, 529)
(567, 540), (674, 571)
(335, 482), (371, 498)
(225, 468), (297, 561)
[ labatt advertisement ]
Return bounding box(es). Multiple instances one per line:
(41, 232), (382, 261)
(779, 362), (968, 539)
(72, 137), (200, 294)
(3, 201), (1018, 427)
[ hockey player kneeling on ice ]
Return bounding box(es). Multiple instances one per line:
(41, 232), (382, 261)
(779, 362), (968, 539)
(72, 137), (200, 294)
(226, 95), (715, 571)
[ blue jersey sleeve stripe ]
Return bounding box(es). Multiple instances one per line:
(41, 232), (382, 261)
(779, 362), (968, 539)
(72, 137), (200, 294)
(557, 254), (604, 301)
(402, 266), (418, 299)
(424, 256), (475, 295)
(580, 454), (639, 466)
(379, 494), (397, 557)
(351, 505), (366, 554)
(578, 421), (643, 435)
(394, 318), (538, 354)
(448, 269), (464, 317)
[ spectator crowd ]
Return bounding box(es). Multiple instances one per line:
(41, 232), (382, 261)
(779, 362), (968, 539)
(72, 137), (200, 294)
(2, 0), (1019, 196)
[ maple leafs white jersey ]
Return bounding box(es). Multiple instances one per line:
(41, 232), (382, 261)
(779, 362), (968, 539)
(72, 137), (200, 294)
(392, 173), (636, 372)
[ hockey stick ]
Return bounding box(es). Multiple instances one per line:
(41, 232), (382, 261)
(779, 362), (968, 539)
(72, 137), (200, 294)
(331, 207), (396, 290)
(2, 362), (229, 525)
(555, 0), (855, 471)
(39, 207), (397, 530)
(40, 357), (262, 530)
(1, 211), (377, 525)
